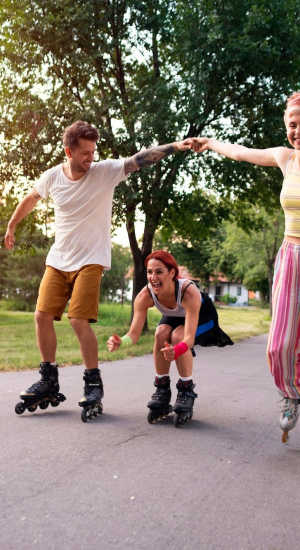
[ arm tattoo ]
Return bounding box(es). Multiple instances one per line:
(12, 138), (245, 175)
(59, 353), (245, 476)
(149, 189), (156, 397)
(135, 144), (175, 168)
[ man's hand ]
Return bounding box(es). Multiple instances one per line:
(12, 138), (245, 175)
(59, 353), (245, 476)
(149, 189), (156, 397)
(107, 334), (122, 352)
(189, 137), (210, 153)
(4, 226), (15, 250)
(173, 138), (194, 152)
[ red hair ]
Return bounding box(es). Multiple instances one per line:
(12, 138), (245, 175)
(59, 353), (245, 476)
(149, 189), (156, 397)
(145, 250), (179, 279)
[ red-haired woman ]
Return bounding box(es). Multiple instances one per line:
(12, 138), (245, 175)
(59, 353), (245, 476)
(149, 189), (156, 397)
(190, 92), (300, 442)
(107, 250), (233, 426)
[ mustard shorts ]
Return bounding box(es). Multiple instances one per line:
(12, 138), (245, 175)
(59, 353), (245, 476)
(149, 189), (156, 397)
(36, 264), (103, 323)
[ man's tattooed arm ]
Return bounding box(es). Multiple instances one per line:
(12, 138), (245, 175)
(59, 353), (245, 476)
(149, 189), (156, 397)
(124, 140), (192, 175)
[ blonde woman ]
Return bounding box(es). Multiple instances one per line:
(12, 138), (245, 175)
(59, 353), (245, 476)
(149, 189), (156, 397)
(191, 92), (300, 442)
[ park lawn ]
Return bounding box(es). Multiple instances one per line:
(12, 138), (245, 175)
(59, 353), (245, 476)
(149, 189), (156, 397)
(0, 303), (270, 371)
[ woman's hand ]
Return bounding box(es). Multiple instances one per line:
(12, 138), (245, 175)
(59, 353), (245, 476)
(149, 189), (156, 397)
(107, 334), (122, 352)
(160, 341), (175, 362)
(189, 137), (210, 153)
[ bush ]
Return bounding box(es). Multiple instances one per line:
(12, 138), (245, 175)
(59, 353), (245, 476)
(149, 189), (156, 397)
(0, 298), (34, 311)
(221, 293), (237, 304)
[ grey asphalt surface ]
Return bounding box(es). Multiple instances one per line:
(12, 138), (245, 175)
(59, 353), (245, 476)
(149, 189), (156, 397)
(1, 333), (300, 550)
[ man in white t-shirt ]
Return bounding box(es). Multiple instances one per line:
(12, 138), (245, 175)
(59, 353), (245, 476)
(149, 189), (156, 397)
(5, 120), (192, 418)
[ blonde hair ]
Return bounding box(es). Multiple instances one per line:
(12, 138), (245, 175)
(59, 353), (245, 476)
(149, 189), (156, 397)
(284, 92), (300, 123)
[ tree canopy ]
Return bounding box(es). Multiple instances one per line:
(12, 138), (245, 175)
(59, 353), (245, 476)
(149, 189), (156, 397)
(1, 0), (300, 301)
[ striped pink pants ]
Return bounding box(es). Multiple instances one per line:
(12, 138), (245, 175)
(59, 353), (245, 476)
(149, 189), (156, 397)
(267, 240), (300, 398)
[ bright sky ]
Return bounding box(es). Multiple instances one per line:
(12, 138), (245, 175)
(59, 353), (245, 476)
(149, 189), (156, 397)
(112, 220), (144, 248)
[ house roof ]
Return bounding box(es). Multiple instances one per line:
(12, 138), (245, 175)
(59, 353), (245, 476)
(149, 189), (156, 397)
(178, 265), (200, 280)
(208, 273), (242, 284)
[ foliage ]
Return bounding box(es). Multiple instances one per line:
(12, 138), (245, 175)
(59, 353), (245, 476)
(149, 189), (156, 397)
(220, 294), (237, 305)
(1, 0), (300, 305)
(0, 195), (51, 307)
(157, 204), (284, 309)
(207, 208), (285, 305)
(100, 243), (132, 302)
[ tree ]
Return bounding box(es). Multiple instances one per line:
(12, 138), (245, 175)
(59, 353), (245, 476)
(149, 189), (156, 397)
(207, 209), (285, 310)
(0, 222), (51, 310)
(154, 188), (230, 283)
(1, 0), (300, 308)
(157, 198), (284, 311)
(100, 243), (132, 303)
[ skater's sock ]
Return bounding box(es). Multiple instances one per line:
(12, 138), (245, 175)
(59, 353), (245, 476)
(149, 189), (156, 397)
(179, 376), (193, 382)
(156, 374), (170, 379)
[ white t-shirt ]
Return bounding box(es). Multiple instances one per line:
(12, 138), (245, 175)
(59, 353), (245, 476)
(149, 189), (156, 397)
(34, 159), (127, 271)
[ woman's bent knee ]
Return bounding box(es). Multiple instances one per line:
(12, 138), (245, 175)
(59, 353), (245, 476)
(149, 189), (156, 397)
(154, 325), (172, 346)
(171, 327), (184, 346)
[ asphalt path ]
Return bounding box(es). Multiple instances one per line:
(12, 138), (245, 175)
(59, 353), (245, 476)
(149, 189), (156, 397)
(1, 334), (300, 550)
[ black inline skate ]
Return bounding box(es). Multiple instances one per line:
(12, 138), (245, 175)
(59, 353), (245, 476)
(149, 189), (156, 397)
(78, 368), (104, 423)
(173, 379), (197, 427)
(15, 362), (66, 415)
(147, 376), (172, 424)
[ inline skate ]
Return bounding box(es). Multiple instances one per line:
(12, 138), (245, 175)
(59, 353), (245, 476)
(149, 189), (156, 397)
(147, 376), (172, 424)
(280, 395), (300, 443)
(173, 379), (197, 427)
(15, 362), (66, 415)
(79, 368), (103, 423)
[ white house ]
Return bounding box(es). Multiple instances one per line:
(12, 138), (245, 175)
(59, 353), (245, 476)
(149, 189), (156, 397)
(206, 274), (249, 306)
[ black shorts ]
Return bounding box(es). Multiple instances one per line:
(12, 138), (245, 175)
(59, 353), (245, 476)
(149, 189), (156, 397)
(158, 292), (233, 348)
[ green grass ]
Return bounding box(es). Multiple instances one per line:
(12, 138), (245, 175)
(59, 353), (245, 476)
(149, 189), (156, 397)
(0, 303), (270, 371)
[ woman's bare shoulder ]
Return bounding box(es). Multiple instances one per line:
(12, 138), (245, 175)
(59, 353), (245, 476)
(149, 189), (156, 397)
(135, 285), (154, 308)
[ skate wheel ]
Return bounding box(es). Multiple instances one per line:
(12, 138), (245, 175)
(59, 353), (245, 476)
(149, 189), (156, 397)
(81, 408), (88, 423)
(57, 393), (66, 402)
(15, 402), (26, 415)
(28, 404), (38, 412)
(51, 399), (59, 407)
(174, 413), (186, 427)
(282, 430), (289, 443)
(39, 400), (49, 410)
(97, 404), (103, 415)
(147, 411), (157, 424)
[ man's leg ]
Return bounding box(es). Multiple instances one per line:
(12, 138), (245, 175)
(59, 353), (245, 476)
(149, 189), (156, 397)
(70, 318), (103, 411)
(35, 265), (70, 362)
(68, 265), (104, 411)
(35, 310), (57, 362)
(67, 264), (103, 369)
(18, 266), (70, 407)
(18, 310), (63, 408)
(69, 318), (98, 369)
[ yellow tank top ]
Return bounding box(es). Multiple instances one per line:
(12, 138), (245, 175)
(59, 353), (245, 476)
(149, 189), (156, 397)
(280, 157), (300, 238)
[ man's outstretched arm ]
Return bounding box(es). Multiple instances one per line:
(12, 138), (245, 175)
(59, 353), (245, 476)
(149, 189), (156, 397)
(124, 139), (192, 174)
(4, 190), (41, 249)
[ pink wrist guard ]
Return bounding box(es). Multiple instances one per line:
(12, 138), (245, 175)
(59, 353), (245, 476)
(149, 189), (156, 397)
(174, 341), (188, 359)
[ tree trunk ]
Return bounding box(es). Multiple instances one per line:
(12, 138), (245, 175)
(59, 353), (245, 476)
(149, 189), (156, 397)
(126, 214), (155, 330)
